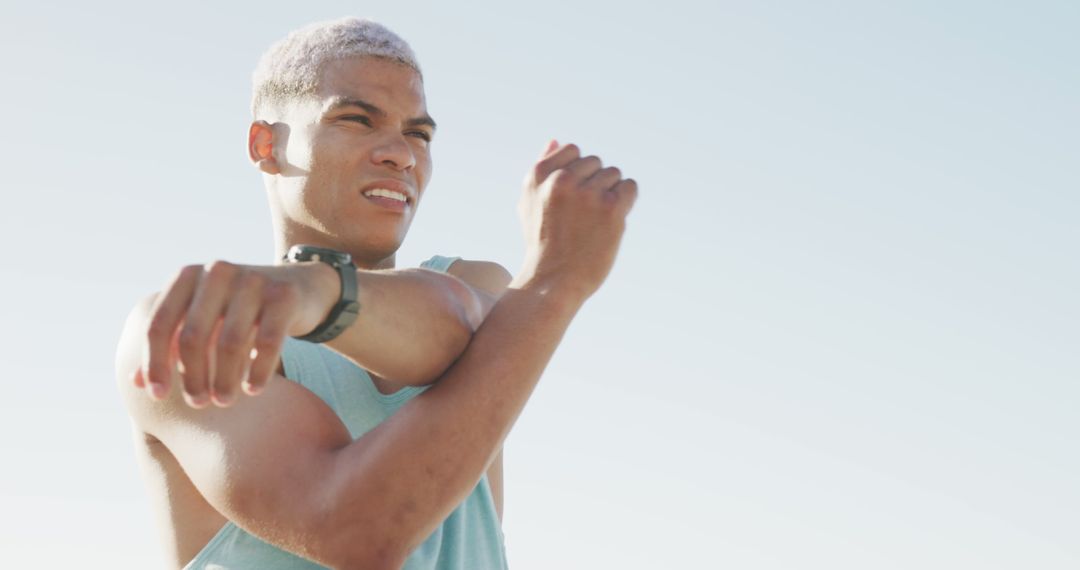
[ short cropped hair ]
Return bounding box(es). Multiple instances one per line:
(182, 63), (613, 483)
(251, 17), (421, 118)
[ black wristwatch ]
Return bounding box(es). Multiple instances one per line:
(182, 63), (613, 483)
(283, 244), (360, 343)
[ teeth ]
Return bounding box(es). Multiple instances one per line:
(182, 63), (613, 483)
(363, 188), (408, 203)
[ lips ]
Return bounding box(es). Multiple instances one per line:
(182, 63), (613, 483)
(360, 179), (415, 205)
(358, 179), (416, 212)
(363, 187), (409, 203)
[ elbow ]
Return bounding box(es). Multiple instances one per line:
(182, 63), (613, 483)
(382, 269), (487, 385)
(427, 273), (484, 362)
(440, 271), (487, 333)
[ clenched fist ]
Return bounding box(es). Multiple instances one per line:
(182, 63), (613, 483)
(516, 140), (637, 302)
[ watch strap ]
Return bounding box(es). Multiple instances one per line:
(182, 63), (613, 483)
(285, 245), (360, 343)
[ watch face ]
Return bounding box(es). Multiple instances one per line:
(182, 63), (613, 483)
(286, 244), (352, 265)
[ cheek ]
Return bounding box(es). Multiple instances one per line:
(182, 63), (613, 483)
(283, 128), (320, 171)
(304, 132), (342, 171)
(284, 143), (310, 171)
(297, 124), (355, 174)
(304, 138), (354, 193)
(292, 144), (354, 219)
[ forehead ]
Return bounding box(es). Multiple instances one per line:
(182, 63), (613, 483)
(315, 56), (426, 114)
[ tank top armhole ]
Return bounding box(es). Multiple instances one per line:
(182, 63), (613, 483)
(281, 337), (324, 389)
(180, 520), (239, 570)
(280, 337), (303, 386)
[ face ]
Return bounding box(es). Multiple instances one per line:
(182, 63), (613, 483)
(264, 56), (434, 268)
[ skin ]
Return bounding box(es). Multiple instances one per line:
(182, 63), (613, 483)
(257, 56), (434, 269)
(117, 54), (636, 569)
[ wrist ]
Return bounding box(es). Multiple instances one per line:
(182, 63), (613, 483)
(289, 261), (341, 337)
(508, 271), (588, 316)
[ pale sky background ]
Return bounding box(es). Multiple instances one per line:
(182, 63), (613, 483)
(0, 1), (1077, 568)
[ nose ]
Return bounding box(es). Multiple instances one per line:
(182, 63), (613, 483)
(370, 133), (416, 172)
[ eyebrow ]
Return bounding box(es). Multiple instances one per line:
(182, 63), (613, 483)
(324, 97), (437, 131)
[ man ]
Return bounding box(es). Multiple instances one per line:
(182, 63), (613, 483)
(115, 17), (636, 569)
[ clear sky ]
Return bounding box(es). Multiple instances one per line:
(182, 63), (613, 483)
(1, 1), (1077, 568)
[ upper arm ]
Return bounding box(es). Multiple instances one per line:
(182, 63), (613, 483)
(115, 297), (382, 566)
(356, 260), (511, 388)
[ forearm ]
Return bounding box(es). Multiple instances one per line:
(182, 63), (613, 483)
(319, 267), (485, 385)
(319, 282), (582, 564)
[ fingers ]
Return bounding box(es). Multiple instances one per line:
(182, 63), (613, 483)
(530, 143), (581, 186)
(141, 261), (294, 409)
(534, 140), (630, 194)
(584, 165), (623, 193)
(611, 178), (639, 216)
(563, 155), (604, 182)
(143, 265), (201, 400)
(539, 139), (559, 158)
(211, 271), (265, 406)
(244, 281), (299, 396)
(548, 150), (632, 208)
(177, 261), (237, 407)
(552, 147), (637, 218)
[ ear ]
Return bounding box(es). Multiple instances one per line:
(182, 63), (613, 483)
(248, 120), (281, 174)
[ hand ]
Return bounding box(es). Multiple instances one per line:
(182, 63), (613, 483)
(515, 140), (638, 302)
(133, 260), (339, 408)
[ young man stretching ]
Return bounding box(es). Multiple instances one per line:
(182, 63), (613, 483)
(116, 17), (637, 569)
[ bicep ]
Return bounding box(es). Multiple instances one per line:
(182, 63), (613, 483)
(162, 378), (348, 559)
(116, 300), (352, 564)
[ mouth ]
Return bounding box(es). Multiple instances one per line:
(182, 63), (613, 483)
(363, 187), (410, 204)
(360, 180), (415, 212)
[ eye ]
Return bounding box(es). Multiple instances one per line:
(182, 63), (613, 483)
(340, 115), (372, 126)
(407, 130), (433, 143)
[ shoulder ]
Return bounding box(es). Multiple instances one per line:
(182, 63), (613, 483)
(115, 292), (353, 455)
(114, 293), (161, 432)
(445, 259), (512, 295)
(115, 293), (209, 441)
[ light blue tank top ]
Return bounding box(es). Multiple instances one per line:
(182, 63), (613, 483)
(183, 255), (509, 570)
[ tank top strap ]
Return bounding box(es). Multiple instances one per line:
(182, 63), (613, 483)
(419, 255), (461, 273)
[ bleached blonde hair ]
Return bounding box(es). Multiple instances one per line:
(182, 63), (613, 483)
(251, 17), (421, 118)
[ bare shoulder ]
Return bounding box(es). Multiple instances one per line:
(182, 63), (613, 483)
(115, 293), (165, 434)
(114, 291), (350, 455)
(445, 259), (512, 295)
(114, 292), (359, 564)
(115, 292), (227, 441)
